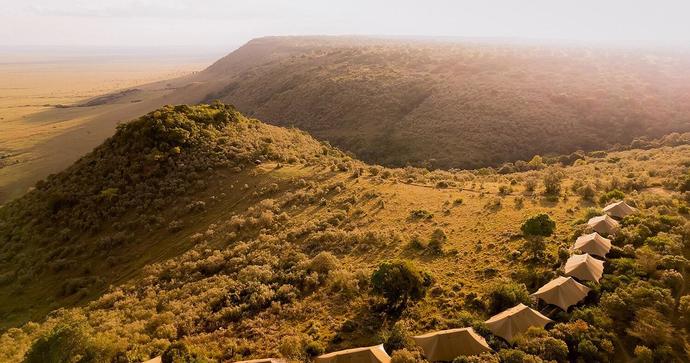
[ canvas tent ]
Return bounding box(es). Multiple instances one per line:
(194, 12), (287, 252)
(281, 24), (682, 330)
(573, 232), (612, 258)
(142, 357), (161, 363)
(234, 360), (286, 363)
(587, 215), (620, 235)
(564, 254), (604, 282)
(315, 344), (391, 363)
(413, 327), (492, 361)
(603, 201), (637, 219)
(531, 276), (591, 310)
(484, 303), (553, 341)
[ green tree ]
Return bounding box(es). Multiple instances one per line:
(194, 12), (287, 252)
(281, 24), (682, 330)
(371, 260), (433, 312)
(24, 317), (118, 363)
(485, 280), (531, 314)
(521, 214), (556, 237)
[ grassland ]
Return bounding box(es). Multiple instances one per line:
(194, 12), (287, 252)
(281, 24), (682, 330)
(0, 49), (213, 203)
(0, 105), (688, 362)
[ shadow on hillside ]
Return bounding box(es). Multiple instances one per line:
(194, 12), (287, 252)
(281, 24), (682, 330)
(329, 301), (388, 350)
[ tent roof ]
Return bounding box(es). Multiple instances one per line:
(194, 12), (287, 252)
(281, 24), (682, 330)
(564, 254), (605, 282)
(234, 360), (286, 363)
(531, 276), (591, 310)
(587, 215), (620, 235)
(142, 357), (161, 363)
(413, 327), (492, 360)
(603, 201), (636, 218)
(484, 303), (553, 342)
(315, 344), (391, 363)
(574, 232), (612, 257)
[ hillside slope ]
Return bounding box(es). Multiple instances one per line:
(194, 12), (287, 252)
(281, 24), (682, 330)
(195, 36), (690, 168)
(1, 105), (690, 362)
(3, 36), (690, 204)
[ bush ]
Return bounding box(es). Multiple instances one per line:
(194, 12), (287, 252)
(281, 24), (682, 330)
(633, 345), (654, 363)
(24, 317), (119, 363)
(543, 168), (563, 195)
(428, 228), (447, 254)
(599, 189), (625, 205)
(409, 209), (433, 220)
(162, 342), (198, 363)
(309, 252), (339, 275)
(576, 183), (596, 201)
(371, 260), (433, 312)
(498, 349), (543, 363)
(521, 214), (556, 237)
(485, 280), (531, 315)
(381, 321), (413, 352)
(390, 349), (417, 363)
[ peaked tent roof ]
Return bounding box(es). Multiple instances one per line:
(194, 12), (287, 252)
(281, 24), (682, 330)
(484, 303), (553, 342)
(564, 254), (605, 282)
(315, 344), (391, 363)
(531, 276), (591, 310)
(142, 358), (161, 363)
(603, 200), (637, 219)
(574, 232), (612, 257)
(234, 360), (286, 363)
(413, 327), (492, 360)
(587, 215), (620, 235)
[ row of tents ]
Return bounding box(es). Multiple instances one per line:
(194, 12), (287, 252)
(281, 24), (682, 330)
(144, 201), (637, 363)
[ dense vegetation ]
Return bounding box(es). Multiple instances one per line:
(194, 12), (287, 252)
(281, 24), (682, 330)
(1, 104), (689, 362)
(195, 36), (690, 169)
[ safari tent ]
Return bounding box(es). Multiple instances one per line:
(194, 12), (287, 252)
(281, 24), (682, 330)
(531, 276), (591, 310)
(603, 200), (637, 219)
(234, 359), (286, 363)
(587, 215), (620, 235)
(564, 254), (604, 282)
(315, 344), (391, 363)
(573, 232), (612, 258)
(142, 357), (161, 363)
(412, 327), (492, 360)
(484, 303), (553, 341)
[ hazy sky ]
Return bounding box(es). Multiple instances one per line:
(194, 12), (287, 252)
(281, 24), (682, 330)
(2, 0), (690, 50)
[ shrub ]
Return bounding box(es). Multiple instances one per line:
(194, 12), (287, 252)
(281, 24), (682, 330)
(679, 174), (690, 192)
(626, 308), (673, 347)
(371, 260), (433, 312)
(485, 280), (531, 315)
(521, 214), (556, 237)
(498, 349), (543, 363)
(303, 340), (325, 357)
(543, 168), (563, 195)
(409, 209), (433, 220)
(576, 183), (596, 201)
(162, 342), (198, 363)
(428, 228), (447, 254)
(309, 252), (339, 275)
(390, 349), (417, 363)
(599, 189), (625, 205)
(24, 317), (119, 363)
(381, 321), (413, 352)
(633, 346), (654, 363)
(524, 179), (538, 193)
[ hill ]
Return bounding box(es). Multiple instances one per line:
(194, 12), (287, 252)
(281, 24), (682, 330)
(1, 104), (690, 362)
(195, 36), (690, 168)
(4, 36), (690, 204)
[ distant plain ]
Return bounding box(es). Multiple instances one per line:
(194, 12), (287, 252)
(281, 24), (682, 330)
(0, 48), (219, 203)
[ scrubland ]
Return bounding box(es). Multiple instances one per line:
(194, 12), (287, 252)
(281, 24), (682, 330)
(0, 105), (688, 362)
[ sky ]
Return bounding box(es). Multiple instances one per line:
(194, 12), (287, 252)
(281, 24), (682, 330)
(1, 0), (690, 51)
